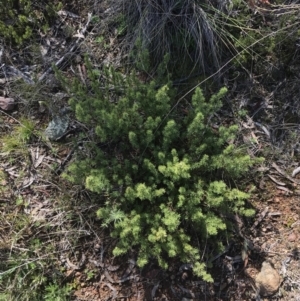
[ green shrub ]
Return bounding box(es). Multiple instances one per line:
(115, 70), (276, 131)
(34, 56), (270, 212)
(60, 61), (261, 280)
(0, 0), (61, 44)
(44, 282), (72, 301)
(2, 117), (35, 154)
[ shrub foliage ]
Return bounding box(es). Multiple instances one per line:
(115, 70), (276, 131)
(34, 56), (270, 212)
(0, 0), (61, 44)
(61, 61), (258, 280)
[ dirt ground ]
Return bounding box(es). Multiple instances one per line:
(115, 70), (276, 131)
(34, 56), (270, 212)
(69, 183), (300, 301)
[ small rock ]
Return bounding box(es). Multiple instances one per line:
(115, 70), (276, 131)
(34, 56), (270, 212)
(181, 271), (189, 281)
(288, 232), (297, 242)
(261, 242), (267, 250)
(44, 112), (69, 141)
(255, 261), (282, 296)
(0, 96), (15, 111)
(245, 267), (259, 279)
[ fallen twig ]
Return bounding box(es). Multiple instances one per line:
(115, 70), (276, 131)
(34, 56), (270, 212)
(102, 281), (117, 300)
(268, 174), (286, 186)
(272, 162), (300, 184)
(292, 166), (300, 177)
(151, 282), (160, 300)
(251, 206), (269, 230)
(276, 186), (292, 194)
(268, 212), (281, 216)
(254, 122), (271, 138)
(104, 270), (136, 284)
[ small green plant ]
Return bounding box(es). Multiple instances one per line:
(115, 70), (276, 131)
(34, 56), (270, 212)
(0, 238), (72, 301)
(95, 35), (110, 49)
(116, 13), (127, 36)
(0, 254), (47, 301)
(0, 294), (9, 301)
(16, 195), (29, 207)
(130, 38), (151, 72)
(0, 169), (8, 194)
(60, 61), (262, 280)
(2, 118), (35, 153)
(44, 282), (72, 301)
(95, 36), (104, 44)
(84, 268), (96, 281)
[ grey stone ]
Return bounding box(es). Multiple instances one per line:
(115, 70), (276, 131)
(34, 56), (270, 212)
(44, 110), (69, 141)
(255, 261), (282, 296)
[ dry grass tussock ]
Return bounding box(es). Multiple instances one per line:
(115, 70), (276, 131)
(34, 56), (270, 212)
(120, 0), (228, 74)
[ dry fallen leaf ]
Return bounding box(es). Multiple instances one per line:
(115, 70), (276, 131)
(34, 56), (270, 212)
(73, 31), (85, 39)
(20, 172), (36, 189)
(0, 97), (15, 111)
(292, 166), (300, 177)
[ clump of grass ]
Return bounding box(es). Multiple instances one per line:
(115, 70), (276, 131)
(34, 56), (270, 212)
(120, 0), (228, 75)
(2, 117), (35, 153)
(0, 250), (72, 301)
(0, 192), (76, 301)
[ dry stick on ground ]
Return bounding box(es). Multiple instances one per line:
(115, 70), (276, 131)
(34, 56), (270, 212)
(272, 162), (300, 185)
(292, 166), (300, 177)
(38, 13), (92, 83)
(251, 206), (269, 231)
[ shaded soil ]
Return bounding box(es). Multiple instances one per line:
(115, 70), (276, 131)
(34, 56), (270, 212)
(67, 189), (300, 301)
